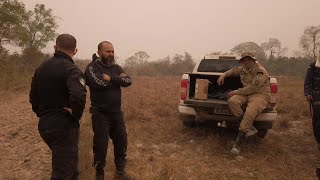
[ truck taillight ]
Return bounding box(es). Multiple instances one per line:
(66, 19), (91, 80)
(269, 83), (278, 107)
(180, 79), (188, 100)
(270, 83), (278, 93)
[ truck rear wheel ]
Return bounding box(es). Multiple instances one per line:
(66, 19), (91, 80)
(256, 129), (268, 138)
(180, 114), (196, 127)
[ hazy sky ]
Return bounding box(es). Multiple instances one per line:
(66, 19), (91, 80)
(21, 0), (320, 61)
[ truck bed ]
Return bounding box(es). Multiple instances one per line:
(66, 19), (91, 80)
(188, 73), (243, 100)
(185, 73), (274, 114)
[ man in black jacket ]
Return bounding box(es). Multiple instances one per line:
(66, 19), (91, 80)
(29, 34), (86, 180)
(305, 50), (320, 146)
(85, 41), (132, 180)
(304, 50), (320, 178)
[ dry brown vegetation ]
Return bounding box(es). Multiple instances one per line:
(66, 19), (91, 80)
(78, 76), (319, 179)
(0, 76), (319, 179)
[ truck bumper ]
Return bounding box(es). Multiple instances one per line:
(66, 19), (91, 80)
(178, 104), (277, 129)
(179, 105), (197, 116)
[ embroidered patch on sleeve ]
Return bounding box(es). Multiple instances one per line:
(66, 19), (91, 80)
(79, 78), (85, 87)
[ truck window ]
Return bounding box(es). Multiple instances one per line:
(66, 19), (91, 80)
(197, 59), (239, 72)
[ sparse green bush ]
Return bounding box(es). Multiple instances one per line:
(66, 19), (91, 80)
(0, 51), (47, 91)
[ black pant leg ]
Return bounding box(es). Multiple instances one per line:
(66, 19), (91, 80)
(71, 128), (79, 180)
(92, 111), (112, 169)
(39, 128), (79, 180)
(312, 104), (320, 144)
(109, 111), (128, 170)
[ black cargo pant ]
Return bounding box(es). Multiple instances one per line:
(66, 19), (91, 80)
(39, 128), (79, 180)
(92, 111), (128, 171)
(312, 102), (320, 144)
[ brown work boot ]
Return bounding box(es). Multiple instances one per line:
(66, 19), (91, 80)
(114, 170), (135, 180)
(245, 126), (258, 137)
(231, 130), (246, 155)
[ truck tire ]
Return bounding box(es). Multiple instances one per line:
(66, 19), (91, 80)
(256, 129), (268, 138)
(180, 114), (196, 127)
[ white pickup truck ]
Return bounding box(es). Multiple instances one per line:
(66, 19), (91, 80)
(178, 55), (278, 138)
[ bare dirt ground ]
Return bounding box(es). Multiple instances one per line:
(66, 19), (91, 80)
(0, 90), (51, 180)
(1, 77), (320, 180)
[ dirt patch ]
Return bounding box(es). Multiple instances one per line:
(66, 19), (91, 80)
(0, 91), (51, 180)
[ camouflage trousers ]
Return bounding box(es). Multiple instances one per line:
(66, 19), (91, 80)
(92, 111), (128, 171)
(228, 93), (269, 132)
(39, 128), (79, 180)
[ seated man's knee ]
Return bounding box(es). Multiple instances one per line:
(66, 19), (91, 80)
(228, 97), (236, 104)
(228, 96), (242, 107)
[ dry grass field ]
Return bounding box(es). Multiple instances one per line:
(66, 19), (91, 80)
(0, 76), (319, 180)
(78, 76), (319, 179)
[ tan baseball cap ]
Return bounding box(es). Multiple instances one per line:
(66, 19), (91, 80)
(239, 52), (256, 62)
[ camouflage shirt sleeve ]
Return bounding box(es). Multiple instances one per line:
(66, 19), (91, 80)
(233, 69), (269, 95)
(224, 66), (242, 77)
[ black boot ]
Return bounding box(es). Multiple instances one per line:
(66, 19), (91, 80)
(96, 168), (104, 180)
(114, 168), (135, 180)
(231, 130), (246, 155)
(316, 168), (320, 179)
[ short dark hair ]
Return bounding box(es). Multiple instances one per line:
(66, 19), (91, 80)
(98, 41), (112, 51)
(56, 34), (77, 51)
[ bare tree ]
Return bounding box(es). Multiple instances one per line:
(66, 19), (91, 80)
(125, 56), (138, 68)
(134, 51), (150, 64)
(231, 42), (266, 60)
(299, 25), (320, 58)
(261, 38), (288, 58)
(183, 52), (195, 71)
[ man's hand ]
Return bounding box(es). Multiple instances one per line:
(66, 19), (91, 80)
(217, 74), (226, 86)
(306, 95), (313, 102)
(227, 91), (236, 98)
(102, 74), (111, 81)
(119, 73), (127, 78)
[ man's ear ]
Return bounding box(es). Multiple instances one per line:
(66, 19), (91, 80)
(73, 48), (78, 55)
(54, 45), (57, 51)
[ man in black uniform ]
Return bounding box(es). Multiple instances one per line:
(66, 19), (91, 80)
(29, 34), (86, 180)
(85, 41), (132, 180)
(304, 50), (320, 178)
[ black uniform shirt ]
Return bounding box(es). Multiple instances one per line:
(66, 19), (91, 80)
(29, 51), (86, 130)
(305, 62), (320, 95)
(85, 60), (131, 113)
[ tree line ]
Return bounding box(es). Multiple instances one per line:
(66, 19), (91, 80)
(0, 0), (320, 79)
(123, 51), (195, 76)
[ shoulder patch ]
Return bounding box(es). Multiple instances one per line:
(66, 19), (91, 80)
(79, 78), (85, 87)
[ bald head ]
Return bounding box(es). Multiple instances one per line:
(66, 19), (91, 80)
(98, 41), (112, 51)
